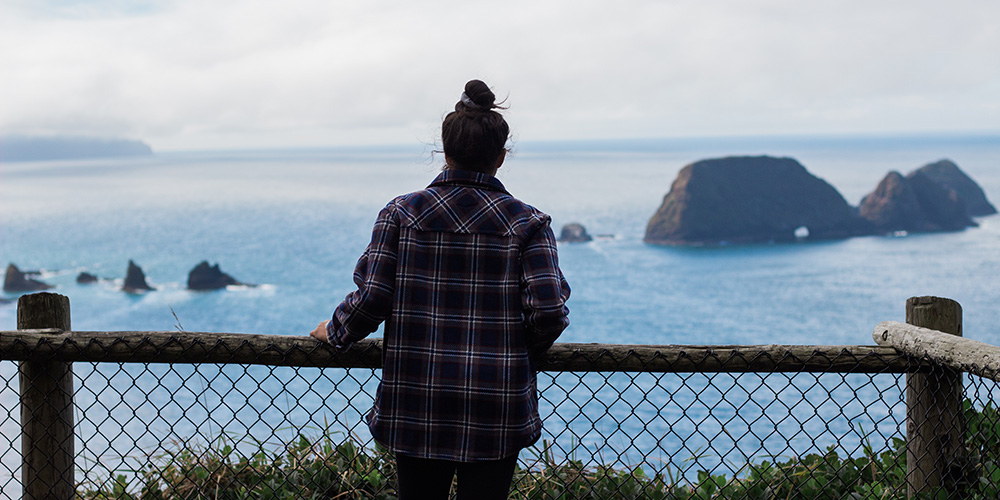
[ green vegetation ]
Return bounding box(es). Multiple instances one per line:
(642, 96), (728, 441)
(78, 402), (1000, 500)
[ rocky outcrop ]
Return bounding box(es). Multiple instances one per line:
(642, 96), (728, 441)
(77, 272), (99, 284)
(4, 263), (53, 292)
(911, 159), (997, 216)
(645, 156), (873, 245)
(122, 260), (155, 292)
(187, 261), (246, 290)
(859, 167), (977, 233)
(858, 172), (922, 231)
(559, 223), (593, 243)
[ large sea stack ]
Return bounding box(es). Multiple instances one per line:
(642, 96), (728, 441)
(858, 159), (987, 233)
(4, 263), (53, 292)
(122, 260), (155, 292)
(645, 156), (872, 245)
(187, 261), (245, 290)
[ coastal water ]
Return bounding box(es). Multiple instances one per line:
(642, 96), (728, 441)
(1, 134), (998, 491)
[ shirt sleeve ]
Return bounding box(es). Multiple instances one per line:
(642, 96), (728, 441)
(520, 218), (571, 358)
(326, 203), (399, 349)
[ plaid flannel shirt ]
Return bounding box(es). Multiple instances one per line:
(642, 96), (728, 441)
(326, 169), (571, 461)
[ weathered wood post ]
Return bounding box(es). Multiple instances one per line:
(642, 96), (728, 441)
(17, 292), (74, 500)
(905, 296), (965, 498)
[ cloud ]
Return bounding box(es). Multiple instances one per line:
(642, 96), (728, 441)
(1, 0), (998, 150)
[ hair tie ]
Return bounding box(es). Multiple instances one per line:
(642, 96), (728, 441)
(460, 92), (482, 109)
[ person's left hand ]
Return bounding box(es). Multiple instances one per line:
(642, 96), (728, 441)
(310, 320), (330, 342)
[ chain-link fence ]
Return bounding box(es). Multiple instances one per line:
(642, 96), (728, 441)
(2, 293), (998, 499)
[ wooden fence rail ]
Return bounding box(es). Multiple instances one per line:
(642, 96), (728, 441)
(0, 293), (992, 499)
(2, 329), (913, 373)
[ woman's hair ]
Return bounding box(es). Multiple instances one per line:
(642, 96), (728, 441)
(442, 80), (509, 173)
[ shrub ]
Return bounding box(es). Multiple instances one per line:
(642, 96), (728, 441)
(79, 401), (1000, 499)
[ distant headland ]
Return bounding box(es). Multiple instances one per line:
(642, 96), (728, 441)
(0, 135), (153, 162)
(645, 156), (996, 246)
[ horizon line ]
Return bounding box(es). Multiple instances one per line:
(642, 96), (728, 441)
(153, 130), (1000, 155)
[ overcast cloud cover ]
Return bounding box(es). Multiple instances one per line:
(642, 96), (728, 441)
(2, 0), (998, 151)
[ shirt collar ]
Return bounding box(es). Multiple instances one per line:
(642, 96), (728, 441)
(428, 169), (508, 193)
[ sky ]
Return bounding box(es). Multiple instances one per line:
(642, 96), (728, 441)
(1, 0), (998, 151)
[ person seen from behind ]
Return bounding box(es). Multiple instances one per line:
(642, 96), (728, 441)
(310, 79), (571, 499)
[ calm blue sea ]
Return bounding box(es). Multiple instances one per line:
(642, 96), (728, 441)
(2, 134), (998, 342)
(1, 134), (998, 490)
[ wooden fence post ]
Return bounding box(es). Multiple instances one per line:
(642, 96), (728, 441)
(17, 292), (74, 500)
(905, 296), (965, 498)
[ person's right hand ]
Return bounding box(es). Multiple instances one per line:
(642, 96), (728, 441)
(309, 321), (330, 342)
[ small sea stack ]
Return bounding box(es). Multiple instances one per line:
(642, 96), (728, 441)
(4, 263), (53, 292)
(77, 272), (100, 284)
(187, 261), (248, 290)
(559, 223), (593, 243)
(122, 260), (155, 293)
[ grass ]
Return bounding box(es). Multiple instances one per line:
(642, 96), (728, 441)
(77, 401), (1000, 500)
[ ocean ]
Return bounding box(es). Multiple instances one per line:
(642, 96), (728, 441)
(2, 134), (998, 342)
(1, 134), (998, 490)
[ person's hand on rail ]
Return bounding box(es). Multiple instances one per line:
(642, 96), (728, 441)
(309, 321), (329, 342)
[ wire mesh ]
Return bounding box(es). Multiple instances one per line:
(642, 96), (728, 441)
(1, 333), (998, 499)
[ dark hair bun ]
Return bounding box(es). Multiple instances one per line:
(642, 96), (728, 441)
(457, 79), (499, 111)
(465, 80), (495, 108)
(442, 79), (510, 172)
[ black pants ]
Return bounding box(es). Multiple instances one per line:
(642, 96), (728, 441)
(395, 453), (518, 500)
